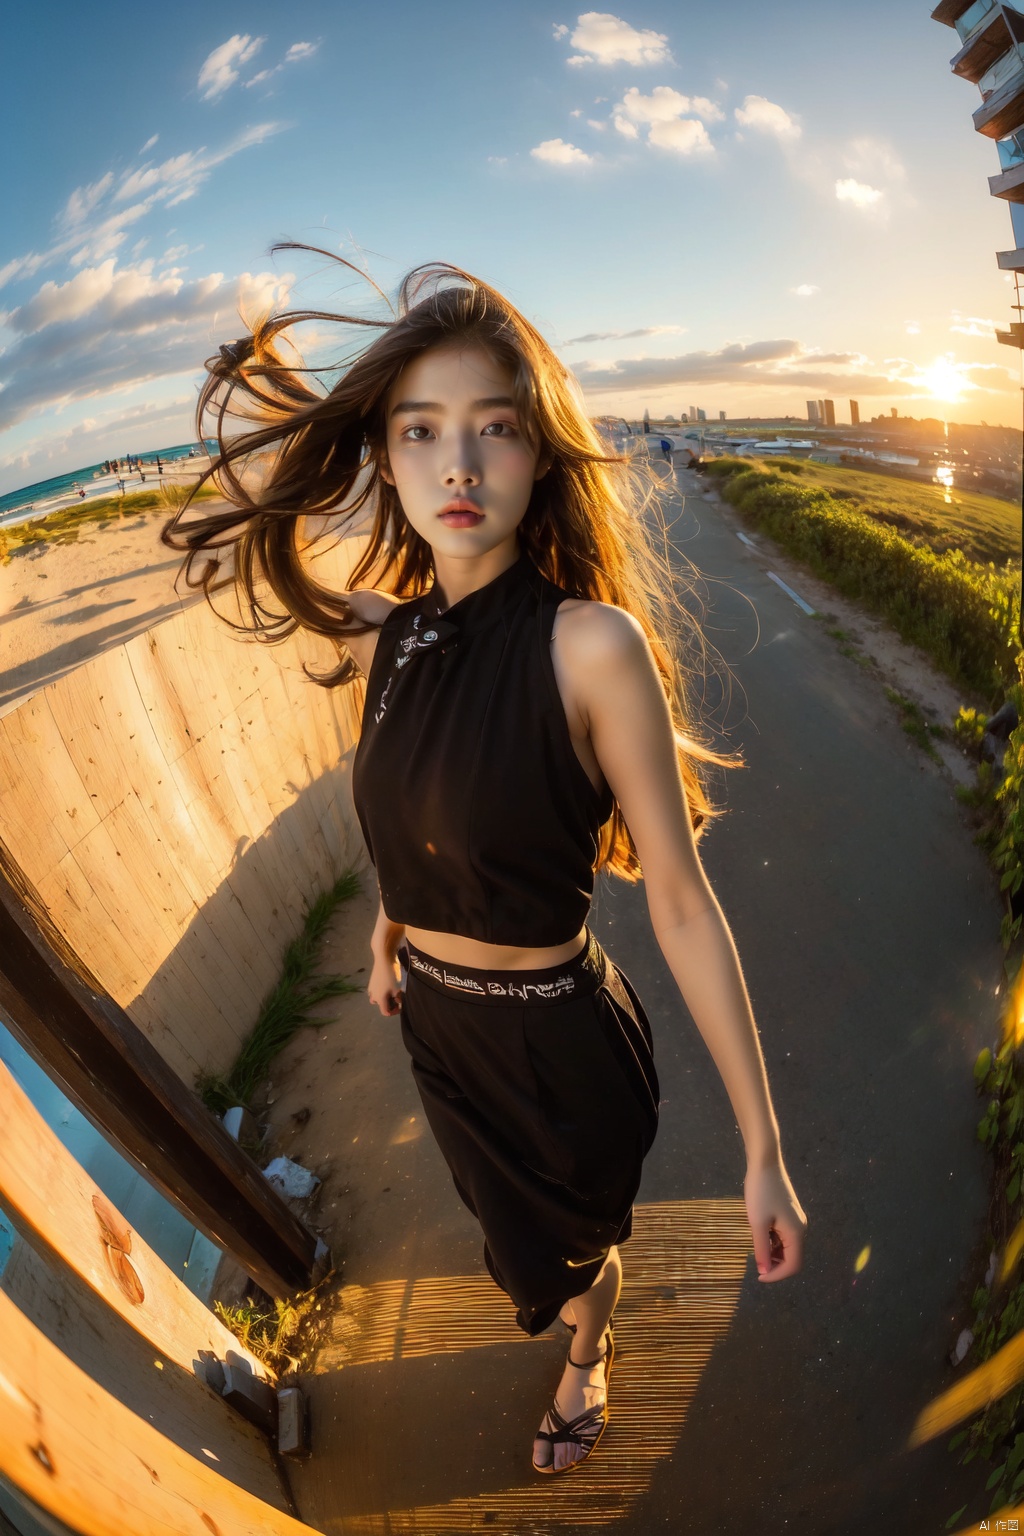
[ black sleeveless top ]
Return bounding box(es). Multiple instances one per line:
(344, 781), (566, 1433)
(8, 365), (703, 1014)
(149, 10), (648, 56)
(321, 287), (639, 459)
(351, 552), (615, 946)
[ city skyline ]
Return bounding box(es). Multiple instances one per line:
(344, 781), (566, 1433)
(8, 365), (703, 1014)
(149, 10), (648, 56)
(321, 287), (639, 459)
(2, 2), (1022, 495)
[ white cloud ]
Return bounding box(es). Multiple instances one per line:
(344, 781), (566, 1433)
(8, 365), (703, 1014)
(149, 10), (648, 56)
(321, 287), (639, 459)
(0, 253), (48, 290)
(553, 23), (570, 38)
(587, 118), (607, 131)
(613, 88), (723, 128)
(572, 337), (949, 398)
(734, 95), (801, 141)
(648, 119), (713, 155)
(570, 108), (583, 117)
(245, 38), (320, 88)
(615, 85), (692, 125)
(563, 325), (685, 345)
(689, 97), (725, 123)
(0, 259), (292, 432)
(843, 136), (905, 183)
(531, 138), (593, 165)
(62, 174), (114, 227)
(140, 134), (159, 154)
(197, 34), (265, 100)
(791, 283), (820, 297)
(950, 314), (998, 337)
(0, 124), (283, 287)
(835, 177), (883, 208)
(906, 322), (921, 335)
(558, 12), (672, 67)
(611, 86), (719, 153)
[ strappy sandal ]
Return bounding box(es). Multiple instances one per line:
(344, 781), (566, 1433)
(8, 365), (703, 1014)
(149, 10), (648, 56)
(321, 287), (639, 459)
(532, 1327), (614, 1475)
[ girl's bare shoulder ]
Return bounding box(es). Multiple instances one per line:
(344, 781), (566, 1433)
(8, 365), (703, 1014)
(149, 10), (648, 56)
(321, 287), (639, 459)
(345, 588), (403, 628)
(551, 597), (646, 663)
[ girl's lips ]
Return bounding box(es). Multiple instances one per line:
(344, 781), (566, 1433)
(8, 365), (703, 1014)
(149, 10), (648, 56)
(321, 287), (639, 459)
(439, 511), (484, 527)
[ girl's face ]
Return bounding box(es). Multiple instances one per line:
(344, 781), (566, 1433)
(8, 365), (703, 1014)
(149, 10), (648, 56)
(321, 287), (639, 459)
(381, 344), (548, 561)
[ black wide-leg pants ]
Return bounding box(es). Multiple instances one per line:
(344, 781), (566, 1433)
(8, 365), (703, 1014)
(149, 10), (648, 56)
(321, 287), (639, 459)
(398, 930), (660, 1336)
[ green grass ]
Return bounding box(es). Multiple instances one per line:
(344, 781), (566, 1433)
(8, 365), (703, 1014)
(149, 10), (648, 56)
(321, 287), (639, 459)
(704, 457), (1020, 700)
(1, 481), (218, 561)
(739, 456), (1021, 567)
(197, 869), (362, 1116)
(884, 687), (945, 761)
(214, 1276), (335, 1375)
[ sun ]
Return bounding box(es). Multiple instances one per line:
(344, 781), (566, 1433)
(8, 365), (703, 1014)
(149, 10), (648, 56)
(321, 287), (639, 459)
(914, 356), (972, 403)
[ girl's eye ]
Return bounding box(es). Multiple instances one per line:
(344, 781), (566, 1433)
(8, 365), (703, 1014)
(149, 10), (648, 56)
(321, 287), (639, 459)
(404, 425), (433, 441)
(483, 422), (516, 437)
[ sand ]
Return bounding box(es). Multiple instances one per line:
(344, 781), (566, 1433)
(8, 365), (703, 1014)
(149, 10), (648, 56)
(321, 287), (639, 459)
(0, 497), (209, 717)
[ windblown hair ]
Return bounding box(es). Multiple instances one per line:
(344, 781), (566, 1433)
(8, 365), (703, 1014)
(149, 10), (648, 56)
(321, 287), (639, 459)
(162, 244), (741, 880)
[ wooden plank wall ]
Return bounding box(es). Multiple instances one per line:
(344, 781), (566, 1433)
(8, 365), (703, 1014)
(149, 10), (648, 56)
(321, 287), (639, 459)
(0, 1056), (272, 1380)
(0, 1288), (323, 1535)
(0, 534), (372, 1089)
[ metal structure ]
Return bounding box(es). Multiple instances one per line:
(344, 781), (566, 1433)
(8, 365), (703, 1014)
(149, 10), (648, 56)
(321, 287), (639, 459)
(934, 0), (1024, 642)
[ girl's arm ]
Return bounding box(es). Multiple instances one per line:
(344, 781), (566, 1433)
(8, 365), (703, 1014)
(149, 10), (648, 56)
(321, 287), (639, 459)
(334, 588), (401, 679)
(368, 894), (406, 1017)
(555, 602), (807, 1281)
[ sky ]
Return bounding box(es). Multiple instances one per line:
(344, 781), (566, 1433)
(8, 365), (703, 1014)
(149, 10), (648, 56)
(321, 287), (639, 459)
(1, 0), (1021, 495)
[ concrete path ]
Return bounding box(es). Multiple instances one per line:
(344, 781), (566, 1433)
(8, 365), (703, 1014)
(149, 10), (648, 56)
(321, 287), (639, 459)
(278, 470), (1002, 1535)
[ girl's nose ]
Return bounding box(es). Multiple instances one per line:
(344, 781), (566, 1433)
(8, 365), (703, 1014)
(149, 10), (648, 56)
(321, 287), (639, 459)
(443, 432), (481, 486)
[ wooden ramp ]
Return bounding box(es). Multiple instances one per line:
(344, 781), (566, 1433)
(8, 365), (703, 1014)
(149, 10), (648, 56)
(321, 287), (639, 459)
(0, 534), (369, 1086)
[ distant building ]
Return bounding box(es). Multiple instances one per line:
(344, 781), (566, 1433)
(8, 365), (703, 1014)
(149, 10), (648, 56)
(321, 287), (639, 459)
(850, 399), (860, 425)
(688, 405), (698, 422)
(643, 408), (650, 433)
(822, 399), (836, 427)
(719, 410), (727, 421)
(697, 408), (706, 422)
(891, 407), (898, 418)
(807, 400), (820, 423)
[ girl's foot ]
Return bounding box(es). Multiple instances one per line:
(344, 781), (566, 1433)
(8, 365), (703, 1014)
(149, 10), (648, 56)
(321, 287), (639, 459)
(532, 1329), (612, 1474)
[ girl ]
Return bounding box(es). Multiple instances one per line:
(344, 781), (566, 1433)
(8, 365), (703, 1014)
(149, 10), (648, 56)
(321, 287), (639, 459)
(164, 250), (807, 1476)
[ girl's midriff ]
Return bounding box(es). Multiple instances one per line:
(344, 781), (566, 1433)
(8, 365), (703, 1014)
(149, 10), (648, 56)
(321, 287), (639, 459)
(402, 924), (589, 971)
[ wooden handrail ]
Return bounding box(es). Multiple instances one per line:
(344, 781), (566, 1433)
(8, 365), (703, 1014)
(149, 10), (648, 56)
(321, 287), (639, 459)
(0, 1057), (271, 1381)
(0, 837), (327, 1299)
(0, 1288), (324, 1535)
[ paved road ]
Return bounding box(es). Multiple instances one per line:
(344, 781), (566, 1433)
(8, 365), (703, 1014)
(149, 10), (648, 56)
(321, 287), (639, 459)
(290, 471), (1002, 1536)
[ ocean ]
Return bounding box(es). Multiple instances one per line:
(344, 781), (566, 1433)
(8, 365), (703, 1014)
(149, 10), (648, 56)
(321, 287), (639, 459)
(0, 440), (219, 527)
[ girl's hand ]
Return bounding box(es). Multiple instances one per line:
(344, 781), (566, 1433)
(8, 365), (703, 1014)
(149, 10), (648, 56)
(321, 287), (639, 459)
(744, 1158), (807, 1282)
(367, 952), (404, 1017)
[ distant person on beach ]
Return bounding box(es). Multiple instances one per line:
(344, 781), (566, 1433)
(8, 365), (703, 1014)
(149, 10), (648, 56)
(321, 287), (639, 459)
(164, 247), (806, 1478)
(659, 437), (673, 463)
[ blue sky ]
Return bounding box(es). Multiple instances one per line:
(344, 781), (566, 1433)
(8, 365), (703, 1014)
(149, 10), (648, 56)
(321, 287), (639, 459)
(1, 1), (1019, 494)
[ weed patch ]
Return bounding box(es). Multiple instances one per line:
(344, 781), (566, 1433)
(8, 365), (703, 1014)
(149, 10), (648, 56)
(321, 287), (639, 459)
(197, 869), (362, 1115)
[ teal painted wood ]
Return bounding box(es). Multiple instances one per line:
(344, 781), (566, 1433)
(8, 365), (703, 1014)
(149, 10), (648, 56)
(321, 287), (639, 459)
(0, 1017), (220, 1302)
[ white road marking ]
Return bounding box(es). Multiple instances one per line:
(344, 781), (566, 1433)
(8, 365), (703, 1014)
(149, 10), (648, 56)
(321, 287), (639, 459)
(767, 571), (816, 616)
(735, 530), (758, 548)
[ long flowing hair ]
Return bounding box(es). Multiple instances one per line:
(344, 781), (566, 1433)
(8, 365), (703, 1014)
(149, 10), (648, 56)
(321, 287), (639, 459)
(162, 245), (742, 880)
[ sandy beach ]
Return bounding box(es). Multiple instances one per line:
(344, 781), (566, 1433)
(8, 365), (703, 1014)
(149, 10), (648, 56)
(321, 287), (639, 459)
(0, 467), (215, 717)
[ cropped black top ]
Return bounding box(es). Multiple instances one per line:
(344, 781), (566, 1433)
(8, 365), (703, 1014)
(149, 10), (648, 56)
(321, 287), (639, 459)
(351, 552), (615, 947)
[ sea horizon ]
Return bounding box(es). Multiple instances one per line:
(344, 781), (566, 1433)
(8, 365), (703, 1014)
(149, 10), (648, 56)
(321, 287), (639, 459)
(0, 439), (218, 526)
